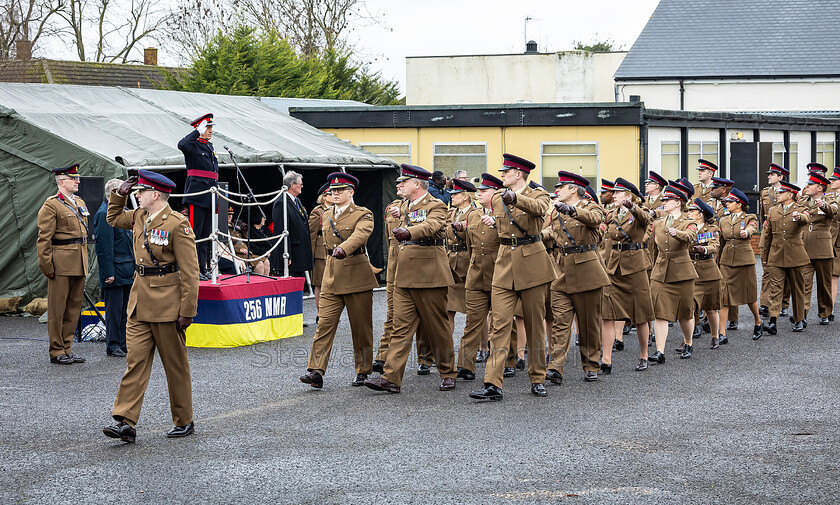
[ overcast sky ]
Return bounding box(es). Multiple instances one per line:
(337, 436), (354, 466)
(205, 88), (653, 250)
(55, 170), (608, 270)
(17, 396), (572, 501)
(347, 0), (661, 93)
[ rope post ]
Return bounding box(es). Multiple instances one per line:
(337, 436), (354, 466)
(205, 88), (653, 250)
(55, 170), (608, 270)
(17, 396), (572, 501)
(282, 185), (289, 278)
(211, 189), (219, 285)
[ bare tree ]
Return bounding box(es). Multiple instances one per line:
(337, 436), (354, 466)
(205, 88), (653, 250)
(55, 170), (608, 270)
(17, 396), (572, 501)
(163, 0), (236, 60)
(0, 0), (62, 59)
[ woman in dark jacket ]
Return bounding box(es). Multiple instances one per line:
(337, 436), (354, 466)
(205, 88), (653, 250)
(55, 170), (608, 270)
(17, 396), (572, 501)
(93, 179), (134, 357)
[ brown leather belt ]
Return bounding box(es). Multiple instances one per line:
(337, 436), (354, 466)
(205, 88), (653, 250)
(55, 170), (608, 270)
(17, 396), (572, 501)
(136, 263), (179, 276)
(327, 247), (365, 257)
(612, 242), (647, 251)
(500, 235), (540, 246)
(51, 237), (87, 245)
(402, 238), (445, 246)
(558, 243), (596, 255)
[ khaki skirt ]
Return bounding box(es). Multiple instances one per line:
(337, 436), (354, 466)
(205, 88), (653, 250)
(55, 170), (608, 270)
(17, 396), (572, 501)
(311, 258), (326, 287)
(447, 282), (467, 313)
(720, 264), (757, 306)
(606, 270), (655, 323)
(652, 278), (695, 321)
(693, 279), (721, 311)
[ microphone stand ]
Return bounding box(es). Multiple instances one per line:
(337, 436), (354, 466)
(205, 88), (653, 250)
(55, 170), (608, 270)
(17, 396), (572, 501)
(221, 146), (275, 282)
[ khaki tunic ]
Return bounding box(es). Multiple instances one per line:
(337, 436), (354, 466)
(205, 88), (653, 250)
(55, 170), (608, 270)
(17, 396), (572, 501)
(375, 199), (403, 363)
(693, 183), (713, 204)
(445, 205), (474, 313)
(651, 213), (699, 320)
(800, 195), (838, 317)
(760, 202), (811, 320)
(690, 221), (722, 310)
(308, 204), (328, 286)
(604, 203), (655, 323)
(719, 212), (759, 306)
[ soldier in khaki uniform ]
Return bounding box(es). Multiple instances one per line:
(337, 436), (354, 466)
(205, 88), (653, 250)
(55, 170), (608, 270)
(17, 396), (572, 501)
(445, 179), (477, 333)
(372, 195), (404, 373)
(760, 180), (811, 334)
(456, 173), (504, 380)
(300, 173), (379, 388)
(308, 183), (333, 319)
(685, 199), (722, 352)
(543, 171), (610, 384)
(799, 170), (838, 324)
(36, 163), (90, 365)
(693, 159), (717, 204)
(707, 177), (738, 331)
(103, 171), (199, 443)
(469, 154), (557, 401)
(759, 164), (789, 317)
(364, 164), (456, 393)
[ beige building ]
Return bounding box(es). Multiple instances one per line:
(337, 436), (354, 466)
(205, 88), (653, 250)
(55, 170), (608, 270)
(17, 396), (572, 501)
(406, 48), (626, 105)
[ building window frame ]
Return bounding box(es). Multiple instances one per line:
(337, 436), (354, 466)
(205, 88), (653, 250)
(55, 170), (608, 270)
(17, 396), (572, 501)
(432, 142), (488, 178)
(660, 141), (681, 182)
(816, 141), (835, 169)
(540, 141), (599, 186)
(358, 142), (412, 164)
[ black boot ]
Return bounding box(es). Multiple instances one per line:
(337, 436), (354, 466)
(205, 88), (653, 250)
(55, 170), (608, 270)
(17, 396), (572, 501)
(759, 305), (769, 317)
(762, 317), (777, 335)
(680, 344), (693, 359)
(752, 325), (763, 340)
(469, 383), (503, 401)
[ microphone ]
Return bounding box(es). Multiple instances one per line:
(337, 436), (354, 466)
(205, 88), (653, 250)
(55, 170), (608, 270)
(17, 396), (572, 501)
(224, 145), (235, 158)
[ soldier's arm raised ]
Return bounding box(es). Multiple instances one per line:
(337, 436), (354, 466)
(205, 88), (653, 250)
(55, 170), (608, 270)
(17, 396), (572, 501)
(744, 215), (759, 237)
(672, 222), (697, 243)
(573, 204), (605, 228)
(630, 203), (652, 226)
(514, 190), (550, 216)
(106, 191), (136, 230)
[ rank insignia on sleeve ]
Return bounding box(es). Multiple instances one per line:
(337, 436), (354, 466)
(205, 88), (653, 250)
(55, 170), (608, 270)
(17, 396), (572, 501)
(184, 227), (191, 235)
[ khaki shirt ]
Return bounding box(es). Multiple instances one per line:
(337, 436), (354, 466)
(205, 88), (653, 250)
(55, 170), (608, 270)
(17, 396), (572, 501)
(605, 202), (652, 276)
(446, 205), (474, 282)
(548, 199), (610, 294)
(320, 203), (378, 295)
(760, 203), (811, 267)
(464, 208), (500, 292)
(394, 192), (452, 289)
(718, 212), (759, 267)
(690, 221), (722, 281)
(651, 213), (699, 283)
(800, 195), (838, 259)
(36, 193), (90, 277)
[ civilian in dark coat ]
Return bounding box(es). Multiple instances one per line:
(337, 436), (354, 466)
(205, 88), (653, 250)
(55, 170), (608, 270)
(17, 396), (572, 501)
(93, 181), (135, 356)
(271, 170), (313, 276)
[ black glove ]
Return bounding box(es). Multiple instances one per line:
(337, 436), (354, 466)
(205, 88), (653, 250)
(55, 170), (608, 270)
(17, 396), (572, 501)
(501, 189), (516, 205)
(692, 245), (704, 253)
(555, 202), (572, 215)
(177, 316), (193, 332)
(392, 227), (411, 241)
(117, 176), (139, 196)
(451, 222), (464, 232)
(331, 247), (346, 259)
(622, 200), (634, 210)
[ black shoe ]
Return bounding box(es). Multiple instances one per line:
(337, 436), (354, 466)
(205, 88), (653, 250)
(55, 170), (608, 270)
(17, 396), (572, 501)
(503, 367), (516, 378)
(759, 305), (769, 317)
(727, 321), (738, 331)
(674, 343), (685, 353)
(198, 272), (210, 281)
(531, 383), (547, 397)
(648, 351), (665, 364)
(417, 364), (431, 376)
(50, 354), (74, 365)
(457, 367), (476, 381)
(710, 336), (720, 349)
(613, 340), (624, 351)
(820, 317), (830, 325)
(476, 350), (489, 363)
(635, 359), (648, 371)
(103, 421), (136, 443)
(780, 308), (789, 317)
(702, 319), (711, 333)
(66, 353), (85, 363)
(719, 333), (729, 345)
(107, 349), (127, 357)
(300, 370), (323, 388)
(622, 325), (630, 336)
(792, 321), (805, 332)
(545, 369), (563, 385)
(600, 362), (612, 375)
(352, 373), (367, 387)
(469, 383), (503, 401)
(830, 314), (835, 322)
(680, 344), (693, 359)
(762, 322), (777, 335)
(515, 357), (526, 370)
(692, 325), (701, 339)
(584, 371), (598, 382)
(167, 422), (194, 438)
(372, 360), (385, 374)
(752, 325), (762, 340)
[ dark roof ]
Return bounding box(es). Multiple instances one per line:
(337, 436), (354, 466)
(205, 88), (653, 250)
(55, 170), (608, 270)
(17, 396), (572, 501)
(615, 0), (840, 80)
(0, 59), (180, 89)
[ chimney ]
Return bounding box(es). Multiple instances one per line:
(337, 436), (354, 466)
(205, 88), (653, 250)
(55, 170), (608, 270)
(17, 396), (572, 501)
(525, 40), (538, 54)
(144, 47), (158, 66)
(15, 40), (32, 60)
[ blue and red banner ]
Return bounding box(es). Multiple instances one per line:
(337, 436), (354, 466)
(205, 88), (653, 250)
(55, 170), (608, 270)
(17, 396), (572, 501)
(186, 276), (305, 348)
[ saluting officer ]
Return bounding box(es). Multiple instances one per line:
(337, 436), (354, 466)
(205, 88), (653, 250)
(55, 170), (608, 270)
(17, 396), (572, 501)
(364, 164), (456, 393)
(36, 163), (90, 365)
(693, 159), (718, 204)
(103, 171), (200, 443)
(544, 171), (610, 385)
(759, 163), (790, 317)
(300, 173), (379, 389)
(469, 154), (557, 401)
(800, 169), (838, 325)
(178, 113), (218, 280)
(760, 180), (811, 334)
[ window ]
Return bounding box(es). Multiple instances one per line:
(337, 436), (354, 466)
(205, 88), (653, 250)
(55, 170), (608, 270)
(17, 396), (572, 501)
(817, 141), (835, 169)
(540, 142), (598, 189)
(433, 143), (487, 180)
(686, 141), (718, 184)
(772, 142), (798, 183)
(660, 142), (680, 182)
(359, 143), (411, 165)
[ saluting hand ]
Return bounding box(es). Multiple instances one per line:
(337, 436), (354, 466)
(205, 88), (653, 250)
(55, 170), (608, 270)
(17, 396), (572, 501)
(392, 227), (411, 241)
(501, 189), (516, 205)
(480, 215), (496, 227)
(668, 227), (678, 237)
(451, 222), (464, 232)
(117, 176), (138, 196)
(331, 247), (346, 259)
(176, 316), (193, 332)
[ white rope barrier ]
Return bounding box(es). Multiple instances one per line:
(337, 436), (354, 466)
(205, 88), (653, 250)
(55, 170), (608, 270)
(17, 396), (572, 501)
(212, 231), (288, 262)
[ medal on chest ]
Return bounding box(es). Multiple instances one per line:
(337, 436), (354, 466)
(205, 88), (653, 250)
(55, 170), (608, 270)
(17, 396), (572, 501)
(408, 209), (427, 224)
(78, 205), (89, 216)
(151, 229), (170, 246)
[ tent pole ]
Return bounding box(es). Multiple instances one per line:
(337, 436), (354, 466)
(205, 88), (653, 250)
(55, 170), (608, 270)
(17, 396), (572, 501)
(211, 190), (219, 285)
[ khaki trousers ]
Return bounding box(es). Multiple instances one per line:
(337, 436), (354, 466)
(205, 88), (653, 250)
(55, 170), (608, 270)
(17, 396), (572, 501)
(307, 290), (373, 375)
(374, 280), (395, 363)
(768, 266), (806, 321)
(112, 314), (193, 426)
(803, 259), (833, 318)
(549, 288), (603, 374)
(47, 275), (85, 358)
(485, 283), (548, 388)
(458, 288), (492, 373)
(761, 266), (791, 309)
(383, 287), (455, 387)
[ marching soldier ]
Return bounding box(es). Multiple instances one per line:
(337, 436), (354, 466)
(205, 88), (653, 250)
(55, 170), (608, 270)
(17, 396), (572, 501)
(446, 179), (477, 334)
(759, 163), (789, 317)
(456, 173), (504, 380)
(364, 164), (456, 393)
(544, 171), (610, 383)
(300, 173), (379, 388)
(693, 159), (718, 204)
(685, 199), (722, 352)
(760, 180), (811, 334)
(36, 163), (90, 365)
(709, 177), (734, 220)
(644, 171), (667, 211)
(800, 170), (838, 325)
(469, 154), (557, 401)
(177, 113), (218, 280)
(309, 183), (333, 321)
(103, 171), (200, 443)
(372, 193), (404, 374)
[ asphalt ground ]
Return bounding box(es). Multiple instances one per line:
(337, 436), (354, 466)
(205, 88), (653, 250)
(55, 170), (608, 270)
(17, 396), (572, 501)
(1, 280), (839, 504)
